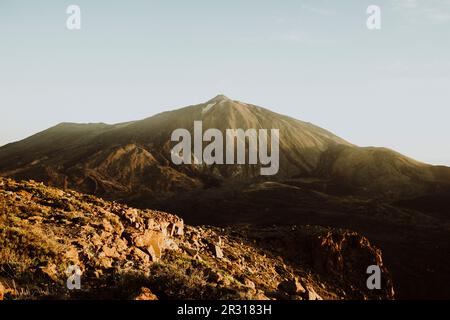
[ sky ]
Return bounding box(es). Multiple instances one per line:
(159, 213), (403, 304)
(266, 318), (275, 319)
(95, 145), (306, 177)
(0, 0), (449, 165)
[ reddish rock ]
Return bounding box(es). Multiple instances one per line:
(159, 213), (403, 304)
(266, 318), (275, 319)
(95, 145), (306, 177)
(132, 287), (158, 300)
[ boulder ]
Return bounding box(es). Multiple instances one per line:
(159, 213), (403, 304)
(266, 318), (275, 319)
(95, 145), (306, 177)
(132, 230), (165, 261)
(169, 221), (184, 237)
(278, 277), (306, 295)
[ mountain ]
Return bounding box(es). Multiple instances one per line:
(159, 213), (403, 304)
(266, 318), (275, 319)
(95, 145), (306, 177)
(0, 177), (394, 300)
(0, 95), (449, 202)
(0, 95), (450, 299)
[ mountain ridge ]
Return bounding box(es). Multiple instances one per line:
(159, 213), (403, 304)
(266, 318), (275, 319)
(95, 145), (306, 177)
(0, 95), (448, 201)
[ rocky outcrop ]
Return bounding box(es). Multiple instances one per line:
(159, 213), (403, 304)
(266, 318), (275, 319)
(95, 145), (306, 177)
(310, 230), (395, 299)
(224, 225), (395, 300)
(0, 177), (185, 299)
(0, 177), (395, 300)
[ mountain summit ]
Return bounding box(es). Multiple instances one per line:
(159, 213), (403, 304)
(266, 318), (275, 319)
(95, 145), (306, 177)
(207, 94), (231, 103)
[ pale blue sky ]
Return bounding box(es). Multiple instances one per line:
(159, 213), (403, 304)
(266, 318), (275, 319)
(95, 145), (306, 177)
(1, 0), (449, 165)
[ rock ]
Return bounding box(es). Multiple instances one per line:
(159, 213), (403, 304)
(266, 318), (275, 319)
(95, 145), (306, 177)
(97, 253), (114, 269)
(278, 277), (306, 295)
(132, 287), (158, 300)
(114, 238), (129, 255)
(89, 232), (104, 248)
(64, 247), (80, 263)
(254, 290), (270, 300)
(94, 269), (104, 278)
(243, 278), (256, 291)
(38, 263), (59, 282)
(236, 275), (256, 291)
(146, 218), (156, 229)
(310, 230), (395, 299)
(169, 221), (184, 237)
(102, 245), (120, 258)
(189, 231), (199, 243)
(145, 246), (158, 262)
(214, 235), (222, 246)
(223, 248), (239, 261)
(214, 245), (224, 259)
(132, 247), (150, 263)
(208, 271), (223, 283)
(132, 230), (165, 262)
(102, 217), (124, 234)
(124, 209), (139, 224)
(164, 238), (179, 251)
(182, 246), (198, 257)
(306, 286), (323, 300)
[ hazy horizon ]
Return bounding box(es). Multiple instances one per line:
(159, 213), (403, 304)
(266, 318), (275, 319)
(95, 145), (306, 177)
(1, 0), (450, 166)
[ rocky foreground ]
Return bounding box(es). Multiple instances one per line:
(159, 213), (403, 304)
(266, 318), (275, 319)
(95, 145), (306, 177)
(0, 177), (394, 300)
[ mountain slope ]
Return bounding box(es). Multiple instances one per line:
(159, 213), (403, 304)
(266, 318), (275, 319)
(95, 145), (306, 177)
(147, 178), (450, 299)
(0, 177), (394, 300)
(0, 95), (448, 202)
